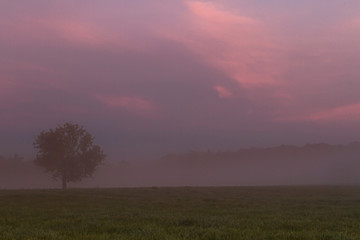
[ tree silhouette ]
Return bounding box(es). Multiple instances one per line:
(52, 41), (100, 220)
(34, 122), (106, 189)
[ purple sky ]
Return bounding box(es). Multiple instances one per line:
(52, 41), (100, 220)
(1, 0), (360, 161)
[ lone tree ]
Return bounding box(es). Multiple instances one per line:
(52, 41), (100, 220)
(34, 122), (106, 189)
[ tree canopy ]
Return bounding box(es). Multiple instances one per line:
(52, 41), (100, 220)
(34, 122), (106, 189)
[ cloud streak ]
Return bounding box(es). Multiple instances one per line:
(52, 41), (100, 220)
(214, 85), (233, 99)
(277, 102), (360, 123)
(161, 1), (285, 89)
(95, 94), (158, 118)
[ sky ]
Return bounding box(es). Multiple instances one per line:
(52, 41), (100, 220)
(1, 0), (360, 162)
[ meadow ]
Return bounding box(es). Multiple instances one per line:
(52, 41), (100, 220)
(1, 186), (360, 240)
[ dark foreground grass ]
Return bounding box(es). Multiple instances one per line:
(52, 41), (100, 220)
(1, 186), (360, 239)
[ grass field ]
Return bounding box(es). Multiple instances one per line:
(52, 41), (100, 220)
(1, 186), (360, 240)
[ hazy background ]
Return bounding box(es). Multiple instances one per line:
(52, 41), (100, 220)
(1, 143), (360, 188)
(1, 1), (360, 188)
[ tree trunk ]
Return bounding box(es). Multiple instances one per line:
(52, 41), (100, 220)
(62, 174), (67, 189)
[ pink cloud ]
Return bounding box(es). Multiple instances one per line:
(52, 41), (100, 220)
(340, 15), (360, 29)
(276, 102), (360, 123)
(94, 94), (158, 118)
(1, 16), (146, 52)
(187, 1), (255, 26)
(161, 1), (285, 88)
(214, 85), (233, 99)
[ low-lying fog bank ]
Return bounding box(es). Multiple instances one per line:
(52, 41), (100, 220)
(1, 142), (360, 188)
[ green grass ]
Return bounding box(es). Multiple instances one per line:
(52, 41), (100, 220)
(1, 186), (360, 239)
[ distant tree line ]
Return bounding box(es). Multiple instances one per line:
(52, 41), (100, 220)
(159, 142), (360, 166)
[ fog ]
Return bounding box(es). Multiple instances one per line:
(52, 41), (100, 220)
(1, 142), (360, 189)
